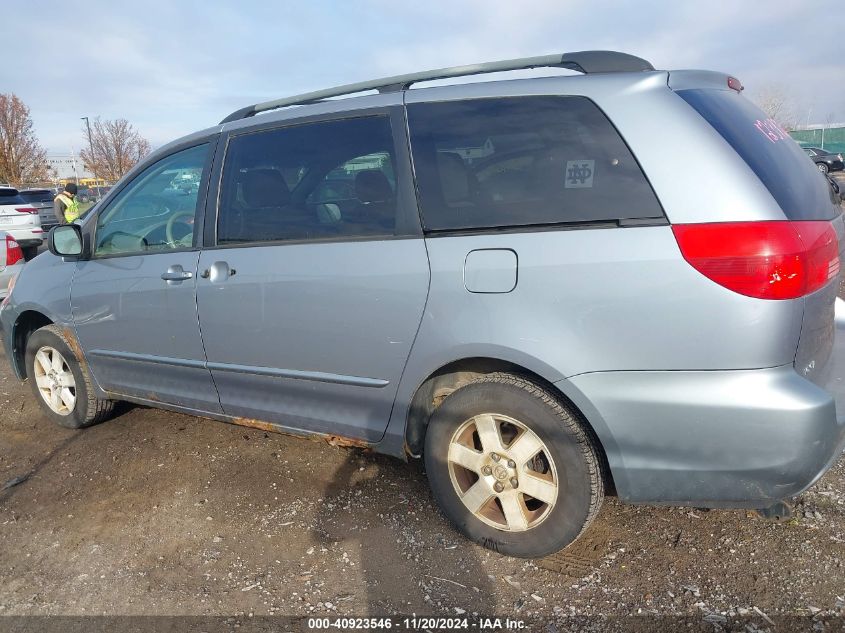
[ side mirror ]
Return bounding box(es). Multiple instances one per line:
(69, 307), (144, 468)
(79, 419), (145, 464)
(48, 225), (85, 259)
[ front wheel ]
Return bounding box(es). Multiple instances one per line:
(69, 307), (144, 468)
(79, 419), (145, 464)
(818, 162), (829, 174)
(424, 373), (604, 558)
(25, 324), (114, 429)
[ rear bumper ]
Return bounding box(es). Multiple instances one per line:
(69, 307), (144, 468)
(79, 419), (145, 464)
(799, 297), (845, 437)
(0, 300), (19, 378)
(564, 364), (845, 508)
(0, 262), (23, 299)
(5, 227), (44, 247)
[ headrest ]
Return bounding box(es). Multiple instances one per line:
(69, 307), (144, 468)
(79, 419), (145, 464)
(355, 170), (393, 203)
(241, 169), (290, 207)
(436, 152), (471, 204)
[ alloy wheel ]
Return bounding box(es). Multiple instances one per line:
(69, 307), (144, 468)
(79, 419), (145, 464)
(32, 346), (76, 415)
(447, 413), (558, 532)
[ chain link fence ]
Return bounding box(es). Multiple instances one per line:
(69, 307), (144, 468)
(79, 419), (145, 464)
(790, 126), (845, 154)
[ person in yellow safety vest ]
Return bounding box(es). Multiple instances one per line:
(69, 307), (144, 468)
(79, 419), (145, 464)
(53, 183), (81, 224)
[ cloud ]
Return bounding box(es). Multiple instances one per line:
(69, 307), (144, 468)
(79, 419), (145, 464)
(2, 0), (842, 153)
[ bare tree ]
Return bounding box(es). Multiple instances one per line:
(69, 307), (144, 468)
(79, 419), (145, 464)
(751, 85), (798, 130)
(80, 117), (151, 182)
(0, 94), (50, 185)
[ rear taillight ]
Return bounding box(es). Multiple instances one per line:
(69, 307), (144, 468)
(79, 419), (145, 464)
(672, 221), (840, 300)
(15, 207), (38, 214)
(5, 235), (23, 266)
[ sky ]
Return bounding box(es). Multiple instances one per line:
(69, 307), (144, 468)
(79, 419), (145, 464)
(4, 0), (844, 154)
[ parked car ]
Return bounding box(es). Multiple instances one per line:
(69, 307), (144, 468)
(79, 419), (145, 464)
(0, 187), (44, 259)
(2, 51), (845, 558)
(828, 174), (845, 202)
(92, 185), (112, 200)
(76, 187), (95, 203)
(76, 186), (112, 203)
(803, 146), (844, 174)
(19, 188), (59, 232)
(0, 230), (25, 300)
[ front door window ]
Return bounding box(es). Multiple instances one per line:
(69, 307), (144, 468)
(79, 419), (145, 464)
(94, 144), (209, 256)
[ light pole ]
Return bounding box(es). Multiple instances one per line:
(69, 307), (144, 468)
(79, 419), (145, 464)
(70, 147), (79, 184)
(81, 116), (96, 185)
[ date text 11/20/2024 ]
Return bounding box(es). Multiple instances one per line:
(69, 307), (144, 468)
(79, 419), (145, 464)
(307, 616), (527, 630)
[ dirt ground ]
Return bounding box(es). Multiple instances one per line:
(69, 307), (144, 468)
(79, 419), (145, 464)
(0, 345), (844, 632)
(4, 213), (845, 631)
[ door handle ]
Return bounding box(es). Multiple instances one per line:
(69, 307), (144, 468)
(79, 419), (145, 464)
(161, 265), (193, 284)
(201, 261), (236, 283)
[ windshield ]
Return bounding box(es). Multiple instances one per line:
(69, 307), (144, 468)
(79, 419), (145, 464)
(678, 89), (839, 220)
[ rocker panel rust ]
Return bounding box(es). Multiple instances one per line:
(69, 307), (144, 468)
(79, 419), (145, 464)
(231, 417), (371, 449)
(52, 332), (372, 451)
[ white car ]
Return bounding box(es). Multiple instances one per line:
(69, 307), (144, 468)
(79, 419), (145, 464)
(0, 187), (44, 259)
(0, 229), (25, 299)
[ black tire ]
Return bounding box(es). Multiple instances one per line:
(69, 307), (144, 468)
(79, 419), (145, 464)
(424, 372), (604, 558)
(25, 324), (114, 429)
(818, 162), (829, 174)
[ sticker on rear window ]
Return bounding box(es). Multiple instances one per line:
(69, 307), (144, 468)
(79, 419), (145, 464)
(565, 159), (594, 188)
(754, 118), (790, 144)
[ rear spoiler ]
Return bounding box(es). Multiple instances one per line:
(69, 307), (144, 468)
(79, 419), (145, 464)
(668, 70), (743, 92)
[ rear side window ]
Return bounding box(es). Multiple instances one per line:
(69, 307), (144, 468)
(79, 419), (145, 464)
(407, 96), (663, 231)
(677, 89), (839, 220)
(0, 189), (25, 206)
(217, 116), (399, 245)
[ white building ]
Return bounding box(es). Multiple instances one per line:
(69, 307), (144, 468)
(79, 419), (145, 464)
(46, 152), (93, 180)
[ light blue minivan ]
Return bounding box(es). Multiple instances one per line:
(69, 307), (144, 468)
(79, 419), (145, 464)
(3, 51), (844, 557)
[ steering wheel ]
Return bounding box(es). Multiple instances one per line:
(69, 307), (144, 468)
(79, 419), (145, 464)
(165, 211), (195, 245)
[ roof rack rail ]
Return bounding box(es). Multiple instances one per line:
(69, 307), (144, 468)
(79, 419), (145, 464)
(220, 50), (654, 124)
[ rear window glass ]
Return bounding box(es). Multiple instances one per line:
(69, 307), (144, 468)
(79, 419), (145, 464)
(0, 189), (25, 205)
(407, 96), (663, 231)
(677, 89), (839, 220)
(20, 190), (53, 203)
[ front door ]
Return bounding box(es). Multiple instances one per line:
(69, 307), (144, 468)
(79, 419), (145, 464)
(71, 142), (222, 412)
(196, 112), (429, 441)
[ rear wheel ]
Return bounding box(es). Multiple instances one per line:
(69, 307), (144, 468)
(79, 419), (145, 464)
(25, 324), (114, 429)
(424, 372), (604, 558)
(818, 162), (829, 174)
